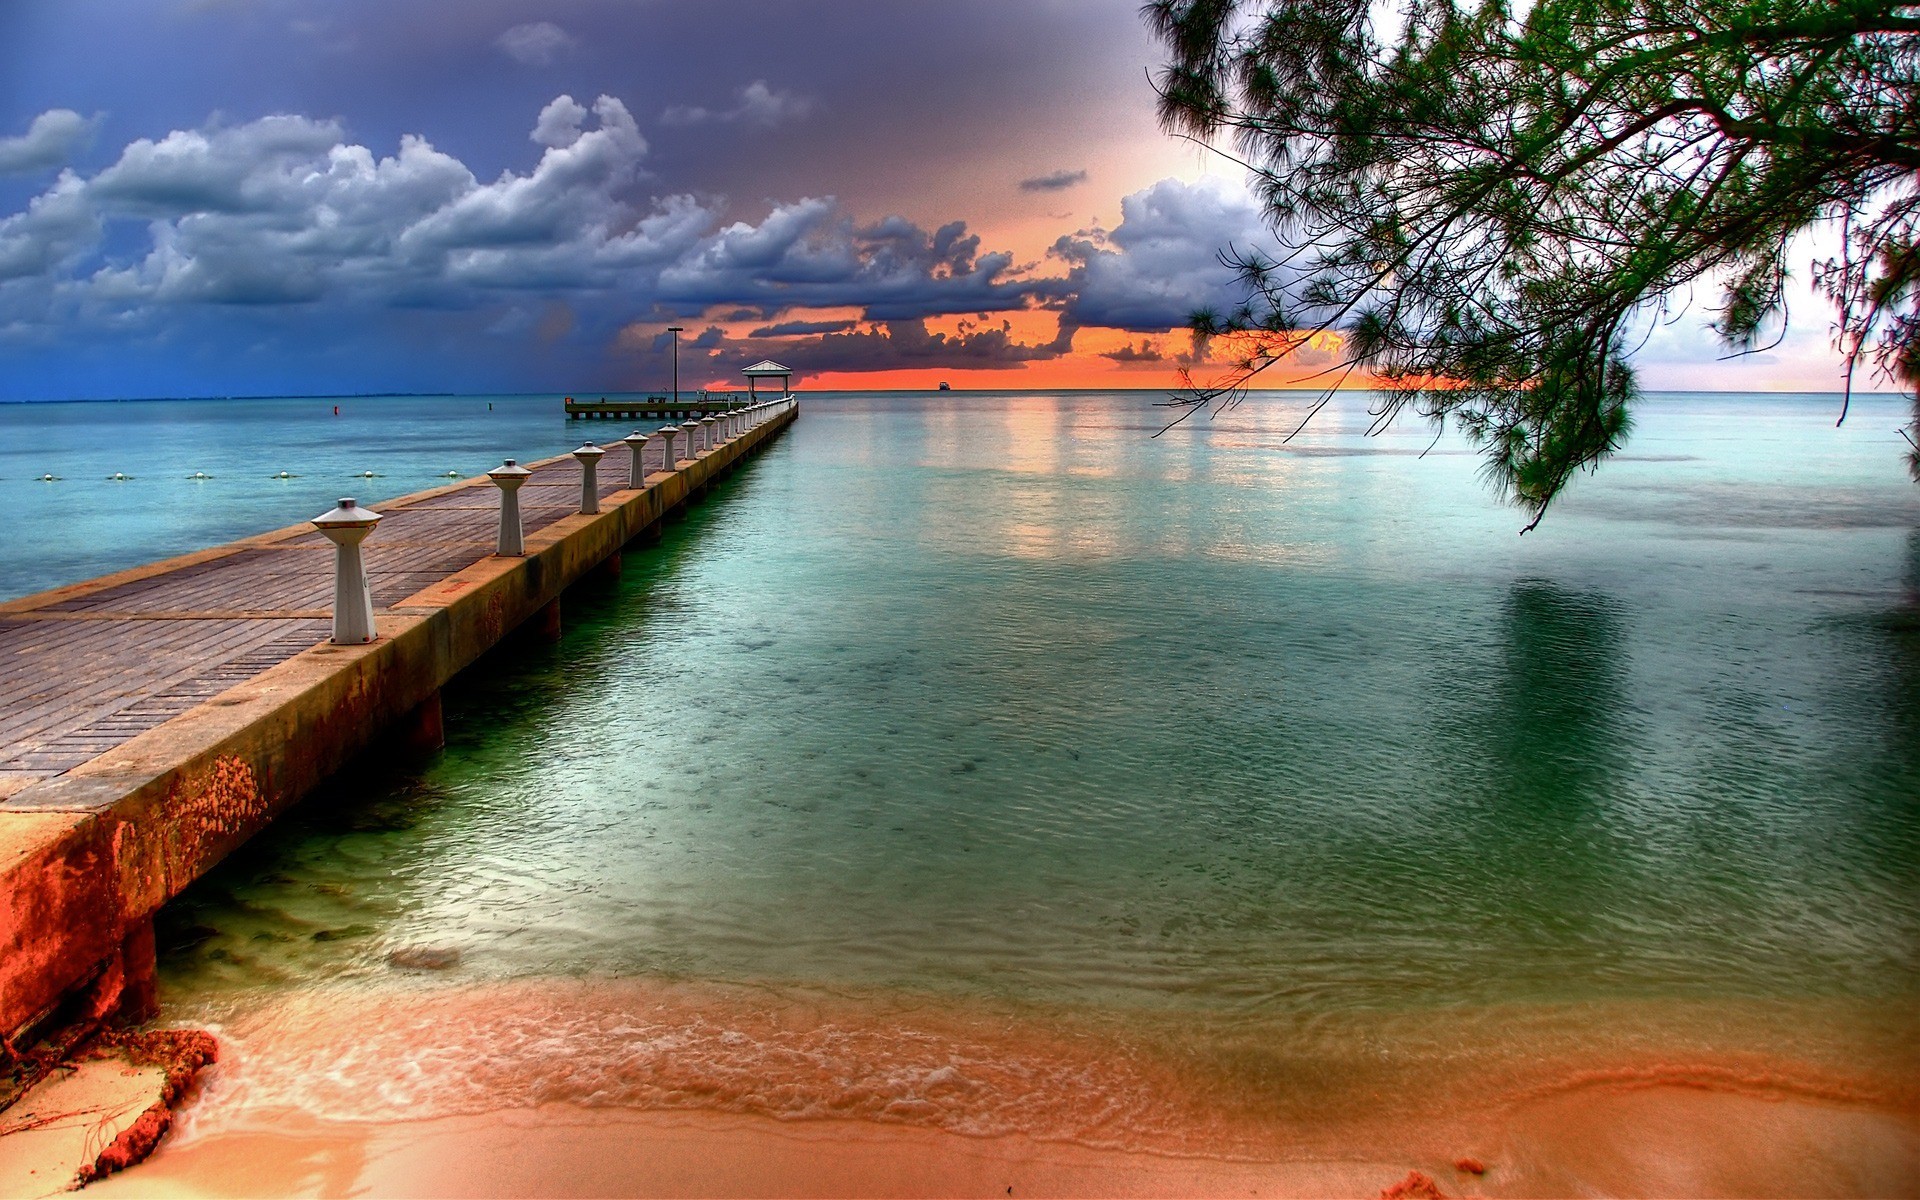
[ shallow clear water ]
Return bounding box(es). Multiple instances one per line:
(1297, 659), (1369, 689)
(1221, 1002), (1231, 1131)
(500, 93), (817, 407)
(8, 389), (1919, 1145)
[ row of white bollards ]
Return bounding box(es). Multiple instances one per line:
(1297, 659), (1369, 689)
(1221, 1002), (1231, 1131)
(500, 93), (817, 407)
(308, 397), (794, 646)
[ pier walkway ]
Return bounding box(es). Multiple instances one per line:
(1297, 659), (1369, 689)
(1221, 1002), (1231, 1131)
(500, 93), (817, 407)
(0, 399), (797, 1046)
(564, 395), (743, 420)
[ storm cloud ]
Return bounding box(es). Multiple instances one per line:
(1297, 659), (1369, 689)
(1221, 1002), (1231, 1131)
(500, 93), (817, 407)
(0, 94), (1285, 393)
(1053, 176), (1272, 332)
(1019, 169), (1087, 193)
(682, 317), (1076, 376)
(0, 99), (1092, 347)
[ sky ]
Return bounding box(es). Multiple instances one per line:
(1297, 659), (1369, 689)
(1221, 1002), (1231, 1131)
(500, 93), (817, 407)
(0, 0), (1866, 400)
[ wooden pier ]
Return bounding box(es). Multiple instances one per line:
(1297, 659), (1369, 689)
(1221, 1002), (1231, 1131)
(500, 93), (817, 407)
(0, 399), (798, 1049)
(564, 394), (745, 420)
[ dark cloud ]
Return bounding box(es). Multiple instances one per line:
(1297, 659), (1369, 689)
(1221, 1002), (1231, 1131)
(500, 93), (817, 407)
(0, 91), (1290, 391)
(661, 82), (815, 129)
(748, 318), (857, 337)
(1053, 177), (1272, 332)
(1102, 339), (1163, 362)
(1019, 169), (1087, 193)
(655, 201), (1051, 319)
(685, 317), (1075, 375)
(0, 97), (1086, 372)
(0, 2), (1174, 251)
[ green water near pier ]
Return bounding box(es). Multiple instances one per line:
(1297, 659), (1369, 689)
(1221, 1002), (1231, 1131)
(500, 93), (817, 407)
(23, 389), (1915, 1143)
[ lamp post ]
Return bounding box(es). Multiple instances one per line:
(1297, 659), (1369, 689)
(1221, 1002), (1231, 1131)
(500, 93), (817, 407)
(666, 324), (683, 410)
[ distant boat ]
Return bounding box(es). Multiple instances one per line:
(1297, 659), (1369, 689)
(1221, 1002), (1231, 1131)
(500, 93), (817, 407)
(938, 382), (951, 391)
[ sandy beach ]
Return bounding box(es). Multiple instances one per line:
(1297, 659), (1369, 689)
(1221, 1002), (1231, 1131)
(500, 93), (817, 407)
(64, 972), (1920, 1197)
(88, 1078), (1920, 1197)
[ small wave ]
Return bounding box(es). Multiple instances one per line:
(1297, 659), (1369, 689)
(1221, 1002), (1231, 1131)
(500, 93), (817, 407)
(1513, 1059), (1910, 1111)
(167, 978), (1919, 1166)
(171, 978), (1229, 1154)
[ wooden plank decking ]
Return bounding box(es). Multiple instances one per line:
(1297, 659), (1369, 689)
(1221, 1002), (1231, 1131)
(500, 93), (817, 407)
(0, 449), (650, 800)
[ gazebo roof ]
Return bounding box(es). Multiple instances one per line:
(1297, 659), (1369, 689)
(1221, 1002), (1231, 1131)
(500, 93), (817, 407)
(741, 360), (792, 376)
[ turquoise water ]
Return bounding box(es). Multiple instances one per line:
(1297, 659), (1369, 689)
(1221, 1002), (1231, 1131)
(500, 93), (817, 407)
(7, 389), (1919, 1145)
(0, 393), (629, 600)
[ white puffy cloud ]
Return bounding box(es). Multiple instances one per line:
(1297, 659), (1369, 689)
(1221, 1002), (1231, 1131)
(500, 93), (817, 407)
(87, 115), (349, 215)
(661, 81), (815, 129)
(0, 173), (99, 283)
(531, 95), (590, 150)
(496, 21), (574, 66)
(0, 98), (660, 320)
(0, 110), (98, 174)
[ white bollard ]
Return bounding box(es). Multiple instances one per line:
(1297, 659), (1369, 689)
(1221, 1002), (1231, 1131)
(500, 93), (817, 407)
(311, 498), (381, 645)
(701, 416), (718, 449)
(574, 442), (605, 514)
(680, 420), (702, 457)
(658, 425), (678, 470)
(487, 460), (530, 556)
(622, 430), (650, 487)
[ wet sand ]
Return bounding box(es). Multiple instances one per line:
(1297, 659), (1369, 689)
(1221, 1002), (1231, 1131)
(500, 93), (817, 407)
(76, 977), (1920, 1196)
(88, 1085), (1920, 1197)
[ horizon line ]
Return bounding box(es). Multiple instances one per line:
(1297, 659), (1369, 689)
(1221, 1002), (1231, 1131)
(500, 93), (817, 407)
(0, 386), (1903, 406)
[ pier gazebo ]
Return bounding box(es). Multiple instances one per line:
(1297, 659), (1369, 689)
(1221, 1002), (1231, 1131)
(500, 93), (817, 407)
(742, 359), (793, 402)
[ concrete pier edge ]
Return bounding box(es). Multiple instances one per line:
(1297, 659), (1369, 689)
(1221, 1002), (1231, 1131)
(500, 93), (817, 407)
(0, 403), (797, 1047)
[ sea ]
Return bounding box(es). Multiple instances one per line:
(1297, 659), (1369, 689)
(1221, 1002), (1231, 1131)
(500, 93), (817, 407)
(2, 389), (1916, 1165)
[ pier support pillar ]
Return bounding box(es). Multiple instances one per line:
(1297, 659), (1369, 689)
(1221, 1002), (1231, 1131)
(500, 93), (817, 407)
(629, 520), (662, 547)
(116, 917), (158, 1026)
(534, 597), (562, 641)
(401, 690), (445, 753)
(594, 551), (623, 581)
